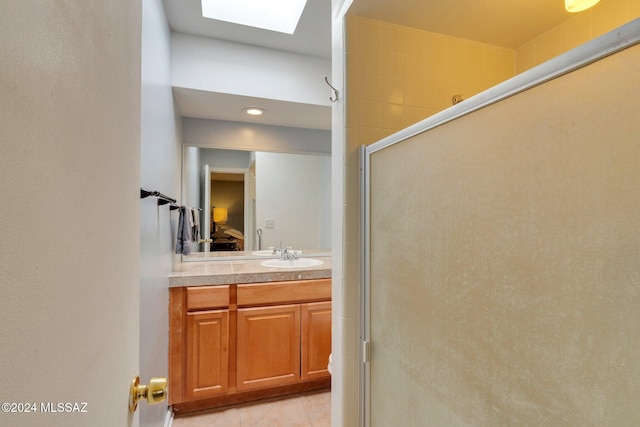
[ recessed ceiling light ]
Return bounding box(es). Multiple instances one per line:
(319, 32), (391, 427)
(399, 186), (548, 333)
(243, 107), (266, 116)
(201, 0), (308, 34)
(565, 0), (600, 12)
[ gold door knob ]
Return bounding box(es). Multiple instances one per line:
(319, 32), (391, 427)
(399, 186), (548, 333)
(129, 376), (167, 413)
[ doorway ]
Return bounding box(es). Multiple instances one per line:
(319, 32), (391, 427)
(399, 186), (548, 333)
(206, 167), (254, 251)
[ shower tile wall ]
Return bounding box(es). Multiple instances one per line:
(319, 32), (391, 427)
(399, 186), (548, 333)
(346, 15), (515, 145)
(517, 0), (640, 73)
(346, 0), (638, 146)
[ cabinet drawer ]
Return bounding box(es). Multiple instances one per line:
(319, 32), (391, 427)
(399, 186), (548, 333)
(186, 285), (230, 311)
(237, 279), (331, 307)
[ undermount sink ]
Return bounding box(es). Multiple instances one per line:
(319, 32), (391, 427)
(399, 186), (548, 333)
(261, 258), (324, 268)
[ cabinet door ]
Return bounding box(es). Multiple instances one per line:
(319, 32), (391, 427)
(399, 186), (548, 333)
(301, 302), (332, 380)
(237, 304), (301, 391)
(185, 310), (229, 400)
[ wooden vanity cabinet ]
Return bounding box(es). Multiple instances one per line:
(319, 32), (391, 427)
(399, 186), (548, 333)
(236, 304), (301, 391)
(235, 279), (331, 391)
(235, 300), (332, 391)
(169, 285), (230, 404)
(169, 279), (331, 411)
(301, 301), (332, 380)
(185, 309), (229, 400)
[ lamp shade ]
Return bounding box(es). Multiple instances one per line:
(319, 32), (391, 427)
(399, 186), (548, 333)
(213, 207), (228, 223)
(565, 0), (599, 12)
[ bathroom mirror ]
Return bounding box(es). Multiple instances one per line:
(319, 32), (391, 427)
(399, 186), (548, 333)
(182, 147), (332, 261)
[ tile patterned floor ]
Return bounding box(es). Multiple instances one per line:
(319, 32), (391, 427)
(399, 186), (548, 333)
(172, 390), (330, 427)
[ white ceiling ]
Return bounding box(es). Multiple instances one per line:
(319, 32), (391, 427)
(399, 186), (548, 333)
(163, 0), (577, 131)
(163, 0), (332, 130)
(163, 0), (331, 58)
(172, 87), (333, 130)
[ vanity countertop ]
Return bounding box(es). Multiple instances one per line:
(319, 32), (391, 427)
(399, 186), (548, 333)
(169, 257), (332, 287)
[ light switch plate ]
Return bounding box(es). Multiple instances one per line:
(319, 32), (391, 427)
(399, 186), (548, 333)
(265, 219), (275, 229)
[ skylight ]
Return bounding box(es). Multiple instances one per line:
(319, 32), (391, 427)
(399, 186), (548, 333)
(201, 0), (308, 35)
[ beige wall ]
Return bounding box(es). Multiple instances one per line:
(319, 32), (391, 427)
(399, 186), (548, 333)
(346, 0), (639, 146)
(517, 0), (640, 72)
(346, 15), (515, 146)
(0, 1), (142, 425)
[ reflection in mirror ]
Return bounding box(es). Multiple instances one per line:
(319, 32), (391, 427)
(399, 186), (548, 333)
(183, 147), (331, 260)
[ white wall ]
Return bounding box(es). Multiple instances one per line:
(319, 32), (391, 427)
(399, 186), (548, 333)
(140, 0), (182, 425)
(0, 1), (142, 425)
(183, 148), (201, 218)
(183, 117), (331, 155)
(199, 148), (253, 169)
(256, 152), (328, 250)
(320, 155), (333, 249)
(183, 147), (202, 252)
(331, 1), (351, 425)
(172, 32), (331, 105)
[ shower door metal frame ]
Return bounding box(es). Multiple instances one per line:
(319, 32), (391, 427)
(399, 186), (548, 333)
(359, 19), (640, 427)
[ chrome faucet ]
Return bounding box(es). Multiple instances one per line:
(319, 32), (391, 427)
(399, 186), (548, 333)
(280, 245), (299, 261)
(271, 241), (283, 255)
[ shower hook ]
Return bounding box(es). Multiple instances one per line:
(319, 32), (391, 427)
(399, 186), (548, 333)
(324, 76), (339, 103)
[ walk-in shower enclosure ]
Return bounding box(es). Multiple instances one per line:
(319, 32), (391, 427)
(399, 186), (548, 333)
(361, 19), (640, 426)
